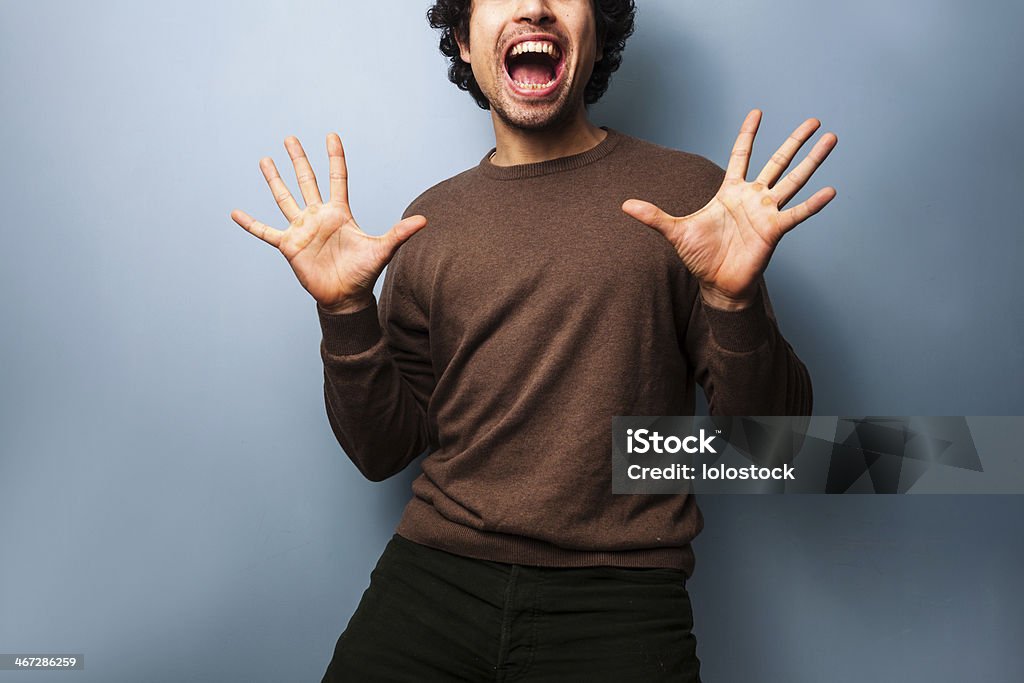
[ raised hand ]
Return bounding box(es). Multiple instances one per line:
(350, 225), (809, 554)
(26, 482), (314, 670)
(622, 109), (837, 310)
(231, 134), (427, 314)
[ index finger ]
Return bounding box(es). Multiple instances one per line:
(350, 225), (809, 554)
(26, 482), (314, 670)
(724, 109), (762, 182)
(327, 133), (349, 210)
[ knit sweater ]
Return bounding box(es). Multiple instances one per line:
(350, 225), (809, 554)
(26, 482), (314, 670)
(317, 128), (811, 575)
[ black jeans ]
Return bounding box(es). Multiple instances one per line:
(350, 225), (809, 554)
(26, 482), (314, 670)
(322, 533), (701, 682)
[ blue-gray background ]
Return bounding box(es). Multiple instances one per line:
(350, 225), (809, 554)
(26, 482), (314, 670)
(1, 1), (1021, 681)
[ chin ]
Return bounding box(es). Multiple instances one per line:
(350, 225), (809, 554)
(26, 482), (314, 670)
(489, 91), (581, 132)
(497, 109), (572, 131)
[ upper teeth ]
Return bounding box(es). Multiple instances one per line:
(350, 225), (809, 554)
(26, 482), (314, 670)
(509, 41), (560, 59)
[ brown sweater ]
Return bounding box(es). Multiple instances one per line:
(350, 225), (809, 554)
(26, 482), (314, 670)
(317, 128), (811, 575)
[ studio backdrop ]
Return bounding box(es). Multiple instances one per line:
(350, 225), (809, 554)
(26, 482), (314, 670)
(1, 1), (1021, 681)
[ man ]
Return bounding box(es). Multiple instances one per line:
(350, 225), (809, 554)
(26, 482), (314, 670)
(231, 0), (836, 680)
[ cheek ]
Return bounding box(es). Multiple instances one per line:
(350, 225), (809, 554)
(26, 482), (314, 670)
(470, 60), (492, 90)
(574, 35), (599, 74)
(464, 26), (496, 75)
(568, 13), (600, 64)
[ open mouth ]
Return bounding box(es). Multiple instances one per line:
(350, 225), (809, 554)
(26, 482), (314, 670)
(503, 36), (565, 96)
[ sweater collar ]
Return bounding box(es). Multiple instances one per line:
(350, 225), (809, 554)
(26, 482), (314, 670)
(477, 127), (622, 180)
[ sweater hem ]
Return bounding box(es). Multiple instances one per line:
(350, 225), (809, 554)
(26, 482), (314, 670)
(394, 495), (695, 576)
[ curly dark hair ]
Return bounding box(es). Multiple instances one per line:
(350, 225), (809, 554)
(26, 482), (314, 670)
(426, 0), (637, 110)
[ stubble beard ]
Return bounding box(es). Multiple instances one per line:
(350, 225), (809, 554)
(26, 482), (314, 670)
(486, 67), (585, 132)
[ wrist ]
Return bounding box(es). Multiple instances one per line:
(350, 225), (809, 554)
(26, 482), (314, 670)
(699, 286), (771, 352)
(317, 297), (382, 356)
(318, 294), (375, 315)
(698, 284), (757, 312)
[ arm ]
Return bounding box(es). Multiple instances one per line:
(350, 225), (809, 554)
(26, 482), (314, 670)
(624, 109), (836, 416)
(230, 132), (431, 480)
(317, 244), (435, 481)
(684, 276), (812, 416)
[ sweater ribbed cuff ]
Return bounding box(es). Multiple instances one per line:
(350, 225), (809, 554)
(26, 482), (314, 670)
(317, 299), (383, 356)
(700, 287), (771, 352)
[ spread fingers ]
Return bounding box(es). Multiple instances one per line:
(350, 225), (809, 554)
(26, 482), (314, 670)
(260, 157), (302, 223)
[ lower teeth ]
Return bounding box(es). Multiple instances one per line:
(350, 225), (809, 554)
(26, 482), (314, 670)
(515, 80), (555, 90)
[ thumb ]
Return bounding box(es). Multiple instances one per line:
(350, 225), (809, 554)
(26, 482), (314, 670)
(382, 214), (428, 255)
(622, 199), (677, 236)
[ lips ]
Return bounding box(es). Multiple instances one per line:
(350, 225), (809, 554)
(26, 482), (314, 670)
(502, 33), (567, 98)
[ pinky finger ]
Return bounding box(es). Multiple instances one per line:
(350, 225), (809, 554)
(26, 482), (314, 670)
(231, 209), (286, 249)
(777, 187), (837, 234)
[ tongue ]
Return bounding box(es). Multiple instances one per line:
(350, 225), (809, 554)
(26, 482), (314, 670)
(509, 55), (554, 85)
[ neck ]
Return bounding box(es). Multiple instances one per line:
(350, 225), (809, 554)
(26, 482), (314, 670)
(489, 105), (607, 166)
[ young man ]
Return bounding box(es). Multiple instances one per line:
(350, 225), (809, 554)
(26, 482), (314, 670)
(231, 1), (837, 680)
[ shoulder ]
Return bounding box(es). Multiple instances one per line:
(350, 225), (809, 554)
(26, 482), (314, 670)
(606, 129), (725, 215)
(400, 165), (483, 221)
(390, 164), (485, 273)
(612, 129), (725, 184)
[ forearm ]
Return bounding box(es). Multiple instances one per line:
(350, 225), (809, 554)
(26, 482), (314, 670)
(689, 284), (813, 416)
(318, 300), (432, 481)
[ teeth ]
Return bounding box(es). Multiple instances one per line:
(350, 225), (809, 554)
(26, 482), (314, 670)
(509, 40), (561, 59)
(508, 39), (561, 90)
(512, 78), (557, 90)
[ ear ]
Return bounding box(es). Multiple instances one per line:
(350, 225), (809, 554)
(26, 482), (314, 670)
(455, 29), (471, 64)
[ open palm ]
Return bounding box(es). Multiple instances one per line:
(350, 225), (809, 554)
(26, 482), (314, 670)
(231, 134), (427, 313)
(623, 110), (837, 309)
